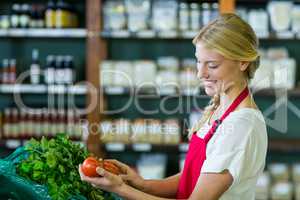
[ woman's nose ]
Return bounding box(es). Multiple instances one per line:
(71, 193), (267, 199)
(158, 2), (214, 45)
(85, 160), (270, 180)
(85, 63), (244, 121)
(197, 63), (209, 79)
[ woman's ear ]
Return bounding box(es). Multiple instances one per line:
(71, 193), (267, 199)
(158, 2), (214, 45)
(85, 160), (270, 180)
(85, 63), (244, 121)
(239, 61), (250, 72)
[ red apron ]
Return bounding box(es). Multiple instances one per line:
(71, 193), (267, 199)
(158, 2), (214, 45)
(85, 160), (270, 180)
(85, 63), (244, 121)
(176, 87), (249, 199)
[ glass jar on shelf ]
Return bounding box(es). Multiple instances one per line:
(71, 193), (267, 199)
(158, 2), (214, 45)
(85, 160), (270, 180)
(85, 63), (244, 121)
(131, 119), (148, 143)
(163, 119), (180, 145)
(190, 3), (201, 31)
(178, 2), (189, 31)
(0, 15), (10, 29)
(103, 1), (127, 31)
(10, 4), (21, 28)
(115, 119), (131, 144)
(147, 119), (163, 144)
(124, 0), (151, 32)
(100, 120), (115, 143)
(45, 0), (56, 28)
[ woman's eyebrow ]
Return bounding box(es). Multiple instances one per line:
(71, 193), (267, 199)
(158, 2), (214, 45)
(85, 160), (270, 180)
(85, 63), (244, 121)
(196, 59), (221, 63)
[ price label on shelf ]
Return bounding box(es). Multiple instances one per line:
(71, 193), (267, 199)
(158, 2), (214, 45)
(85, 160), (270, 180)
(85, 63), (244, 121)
(105, 143), (125, 152)
(132, 143), (152, 152)
(105, 87), (126, 95)
(0, 29), (9, 36)
(181, 88), (199, 96)
(68, 85), (87, 94)
(111, 30), (130, 38)
(6, 139), (21, 149)
(159, 87), (177, 95)
(276, 31), (294, 39)
(158, 30), (178, 38)
(257, 32), (270, 39)
(181, 31), (198, 39)
(136, 30), (156, 38)
(48, 85), (66, 94)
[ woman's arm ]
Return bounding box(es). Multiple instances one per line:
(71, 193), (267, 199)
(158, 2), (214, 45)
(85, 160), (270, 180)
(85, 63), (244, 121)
(79, 166), (232, 200)
(189, 170), (233, 200)
(106, 159), (180, 198)
(118, 171), (232, 200)
(139, 173), (180, 198)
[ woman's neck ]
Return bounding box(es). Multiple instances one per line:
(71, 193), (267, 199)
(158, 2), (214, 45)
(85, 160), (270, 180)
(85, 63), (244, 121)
(218, 84), (248, 113)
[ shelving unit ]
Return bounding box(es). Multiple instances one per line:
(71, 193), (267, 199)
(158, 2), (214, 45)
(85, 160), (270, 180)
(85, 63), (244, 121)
(81, 1), (300, 186)
(0, 0), (89, 156)
(101, 30), (300, 40)
(0, 28), (87, 38)
(0, 84), (87, 94)
(0, 0), (300, 187)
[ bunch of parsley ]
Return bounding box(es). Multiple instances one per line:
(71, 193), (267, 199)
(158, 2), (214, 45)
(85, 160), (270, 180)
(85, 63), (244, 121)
(16, 134), (114, 200)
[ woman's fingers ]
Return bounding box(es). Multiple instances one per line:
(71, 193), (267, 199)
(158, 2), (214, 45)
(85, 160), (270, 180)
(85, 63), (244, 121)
(96, 167), (116, 181)
(119, 174), (131, 181)
(78, 165), (106, 186)
(105, 159), (128, 172)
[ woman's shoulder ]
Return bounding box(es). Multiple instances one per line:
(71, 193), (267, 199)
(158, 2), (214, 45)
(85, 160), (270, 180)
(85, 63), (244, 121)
(214, 108), (267, 147)
(225, 107), (265, 127)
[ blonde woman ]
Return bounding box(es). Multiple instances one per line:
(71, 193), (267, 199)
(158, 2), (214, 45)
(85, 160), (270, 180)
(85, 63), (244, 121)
(79, 13), (268, 200)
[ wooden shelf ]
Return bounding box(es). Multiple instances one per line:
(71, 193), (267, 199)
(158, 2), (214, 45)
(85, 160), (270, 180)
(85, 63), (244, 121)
(0, 28), (87, 38)
(269, 138), (300, 153)
(253, 88), (300, 98)
(101, 30), (300, 41)
(102, 86), (300, 98)
(103, 139), (300, 154)
(0, 84), (87, 95)
(102, 86), (201, 96)
(104, 142), (188, 153)
(0, 138), (85, 149)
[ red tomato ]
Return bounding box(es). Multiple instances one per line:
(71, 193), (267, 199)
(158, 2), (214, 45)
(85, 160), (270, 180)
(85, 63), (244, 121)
(81, 157), (100, 177)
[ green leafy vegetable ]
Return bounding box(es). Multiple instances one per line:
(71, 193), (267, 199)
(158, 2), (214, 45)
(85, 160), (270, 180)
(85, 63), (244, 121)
(16, 134), (113, 200)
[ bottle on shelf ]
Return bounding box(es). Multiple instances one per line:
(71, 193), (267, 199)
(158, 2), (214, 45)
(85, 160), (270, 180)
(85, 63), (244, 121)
(64, 55), (74, 84)
(45, 0), (56, 28)
(190, 3), (201, 31)
(19, 4), (31, 28)
(37, 5), (45, 28)
(10, 4), (21, 28)
(3, 108), (11, 138)
(0, 60), (3, 84)
(202, 3), (211, 26)
(69, 4), (78, 28)
(19, 109), (27, 138)
(2, 59), (10, 84)
(44, 55), (56, 85)
(30, 4), (45, 28)
(30, 49), (41, 84)
(56, 0), (69, 29)
(11, 108), (19, 138)
(210, 3), (219, 21)
(0, 111), (2, 139)
(178, 2), (189, 32)
(55, 55), (64, 84)
(9, 59), (16, 84)
(0, 15), (10, 29)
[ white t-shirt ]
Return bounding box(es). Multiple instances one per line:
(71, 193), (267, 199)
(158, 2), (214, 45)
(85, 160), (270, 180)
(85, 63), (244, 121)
(196, 108), (268, 200)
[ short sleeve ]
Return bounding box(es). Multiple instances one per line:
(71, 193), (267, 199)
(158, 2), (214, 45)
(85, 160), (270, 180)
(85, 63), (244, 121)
(201, 114), (256, 187)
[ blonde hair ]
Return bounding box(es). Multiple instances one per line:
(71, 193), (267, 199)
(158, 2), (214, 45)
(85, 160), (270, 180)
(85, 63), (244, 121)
(189, 13), (260, 138)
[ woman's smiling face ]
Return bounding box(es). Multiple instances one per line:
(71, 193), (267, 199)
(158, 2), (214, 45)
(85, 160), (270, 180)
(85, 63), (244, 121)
(195, 41), (247, 96)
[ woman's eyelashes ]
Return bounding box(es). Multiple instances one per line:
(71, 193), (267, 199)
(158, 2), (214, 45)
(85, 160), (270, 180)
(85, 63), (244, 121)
(207, 62), (220, 69)
(196, 60), (220, 69)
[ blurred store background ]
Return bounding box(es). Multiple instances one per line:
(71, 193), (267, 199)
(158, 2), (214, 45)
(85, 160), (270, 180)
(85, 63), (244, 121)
(1, 0), (300, 199)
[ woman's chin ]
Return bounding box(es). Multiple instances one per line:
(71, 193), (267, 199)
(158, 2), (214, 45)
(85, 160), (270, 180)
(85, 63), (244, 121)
(204, 87), (217, 96)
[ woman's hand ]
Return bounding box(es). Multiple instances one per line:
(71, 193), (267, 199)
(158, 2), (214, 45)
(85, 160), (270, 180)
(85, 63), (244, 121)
(106, 159), (145, 190)
(78, 164), (124, 193)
